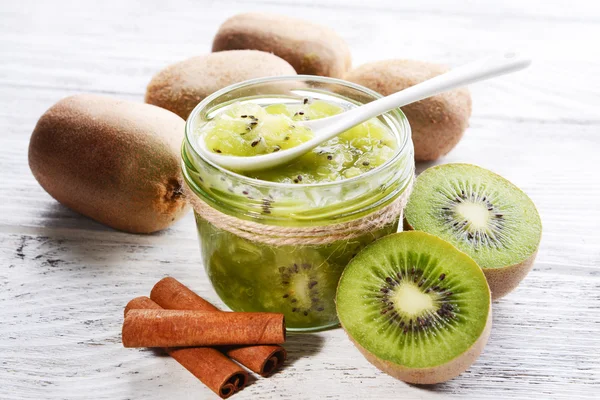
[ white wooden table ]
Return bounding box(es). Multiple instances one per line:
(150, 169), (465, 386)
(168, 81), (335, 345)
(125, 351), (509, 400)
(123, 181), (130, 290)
(1, 1), (599, 399)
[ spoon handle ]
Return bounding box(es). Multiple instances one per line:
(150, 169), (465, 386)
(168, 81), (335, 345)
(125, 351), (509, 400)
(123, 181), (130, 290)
(312, 52), (531, 136)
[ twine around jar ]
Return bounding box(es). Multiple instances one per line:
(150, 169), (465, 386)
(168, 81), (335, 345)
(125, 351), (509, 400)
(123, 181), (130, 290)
(183, 177), (413, 246)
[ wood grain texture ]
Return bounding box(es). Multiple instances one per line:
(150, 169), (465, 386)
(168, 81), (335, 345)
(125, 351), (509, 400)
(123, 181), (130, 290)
(1, 0), (599, 399)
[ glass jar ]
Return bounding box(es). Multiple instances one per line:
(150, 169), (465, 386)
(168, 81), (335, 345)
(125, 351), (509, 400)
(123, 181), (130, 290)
(182, 76), (414, 332)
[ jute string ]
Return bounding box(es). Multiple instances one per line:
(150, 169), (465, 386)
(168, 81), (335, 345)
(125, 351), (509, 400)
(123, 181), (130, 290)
(183, 178), (413, 246)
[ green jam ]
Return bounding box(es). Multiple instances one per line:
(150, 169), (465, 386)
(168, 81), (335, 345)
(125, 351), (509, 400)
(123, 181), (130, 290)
(188, 95), (410, 331)
(197, 214), (398, 330)
(200, 99), (397, 183)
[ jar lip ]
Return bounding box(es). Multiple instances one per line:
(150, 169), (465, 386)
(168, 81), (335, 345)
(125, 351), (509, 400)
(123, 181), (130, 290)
(184, 74), (412, 189)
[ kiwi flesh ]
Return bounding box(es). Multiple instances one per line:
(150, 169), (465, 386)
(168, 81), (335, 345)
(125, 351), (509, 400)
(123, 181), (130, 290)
(404, 163), (542, 299)
(272, 259), (336, 324)
(336, 231), (491, 384)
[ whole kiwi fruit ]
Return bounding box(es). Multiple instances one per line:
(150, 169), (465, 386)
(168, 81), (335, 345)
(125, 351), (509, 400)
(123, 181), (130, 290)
(336, 231), (492, 384)
(345, 60), (472, 161)
(404, 163), (542, 299)
(212, 13), (352, 78)
(145, 50), (296, 119)
(28, 94), (189, 233)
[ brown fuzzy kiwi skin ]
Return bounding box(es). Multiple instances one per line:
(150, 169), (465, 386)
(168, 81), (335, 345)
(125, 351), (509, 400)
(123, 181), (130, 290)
(481, 251), (538, 300)
(28, 94), (189, 234)
(212, 13), (352, 78)
(345, 60), (472, 161)
(145, 50), (296, 119)
(403, 220), (537, 300)
(344, 306), (491, 384)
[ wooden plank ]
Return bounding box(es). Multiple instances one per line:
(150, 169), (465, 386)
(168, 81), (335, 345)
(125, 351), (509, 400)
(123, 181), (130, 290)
(1, 1), (599, 399)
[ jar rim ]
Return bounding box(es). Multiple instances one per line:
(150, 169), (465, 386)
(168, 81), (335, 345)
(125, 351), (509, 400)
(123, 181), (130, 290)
(184, 74), (412, 189)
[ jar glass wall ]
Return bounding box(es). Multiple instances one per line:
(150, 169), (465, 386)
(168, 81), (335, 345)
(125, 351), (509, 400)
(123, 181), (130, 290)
(182, 76), (414, 331)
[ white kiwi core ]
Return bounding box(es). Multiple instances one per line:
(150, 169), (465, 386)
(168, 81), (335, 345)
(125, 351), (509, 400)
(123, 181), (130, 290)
(454, 202), (490, 230)
(391, 283), (436, 317)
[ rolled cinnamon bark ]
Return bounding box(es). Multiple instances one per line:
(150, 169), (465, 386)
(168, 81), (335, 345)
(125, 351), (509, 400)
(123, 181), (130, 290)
(151, 277), (287, 376)
(122, 309), (286, 348)
(123, 297), (247, 399)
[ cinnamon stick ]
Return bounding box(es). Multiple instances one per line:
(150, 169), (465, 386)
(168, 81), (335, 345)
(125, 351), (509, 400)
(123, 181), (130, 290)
(151, 277), (287, 376)
(123, 297), (247, 399)
(122, 309), (285, 348)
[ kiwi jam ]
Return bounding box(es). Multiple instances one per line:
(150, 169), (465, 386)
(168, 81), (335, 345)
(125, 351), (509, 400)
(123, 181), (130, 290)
(182, 77), (414, 331)
(200, 99), (398, 183)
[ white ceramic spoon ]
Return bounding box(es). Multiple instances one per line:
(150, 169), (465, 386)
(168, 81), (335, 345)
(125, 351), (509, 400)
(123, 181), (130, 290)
(198, 52), (531, 172)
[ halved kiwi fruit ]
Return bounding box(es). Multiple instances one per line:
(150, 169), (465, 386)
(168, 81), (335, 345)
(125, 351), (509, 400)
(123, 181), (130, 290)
(262, 250), (339, 329)
(336, 231), (491, 384)
(404, 163), (542, 299)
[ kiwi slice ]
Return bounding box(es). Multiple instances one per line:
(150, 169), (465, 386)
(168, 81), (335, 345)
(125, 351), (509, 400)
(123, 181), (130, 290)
(336, 231), (491, 384)
(262, 250), (339, 329)
(404, 163), (542, 299)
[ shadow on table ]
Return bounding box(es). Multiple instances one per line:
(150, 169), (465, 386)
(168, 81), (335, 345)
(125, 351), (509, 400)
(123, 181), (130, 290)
(284, 332), (326, 366)
(38, 201), (117, 232)
(415, 160), (441, 174)
(410, 382), (453, 392)
(21, 201), (190, 271)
